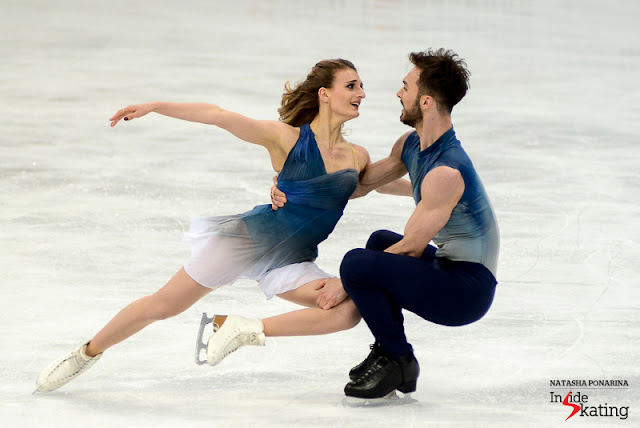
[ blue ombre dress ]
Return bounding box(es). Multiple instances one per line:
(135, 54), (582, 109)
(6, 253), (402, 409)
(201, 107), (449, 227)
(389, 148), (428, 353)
(183, 124), (359, 290)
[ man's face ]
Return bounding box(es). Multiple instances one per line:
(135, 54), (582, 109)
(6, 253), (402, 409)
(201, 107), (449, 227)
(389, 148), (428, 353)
(396, 67), (422, 127)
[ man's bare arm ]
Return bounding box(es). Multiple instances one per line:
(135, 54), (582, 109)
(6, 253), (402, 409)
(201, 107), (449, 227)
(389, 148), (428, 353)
(374, 178), (412, 196)
(350, 131), (412, 199)
(385, 166), (465, 258)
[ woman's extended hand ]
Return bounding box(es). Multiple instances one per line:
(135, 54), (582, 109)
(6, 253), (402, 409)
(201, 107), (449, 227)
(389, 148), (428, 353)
(109, 103), (156, 127)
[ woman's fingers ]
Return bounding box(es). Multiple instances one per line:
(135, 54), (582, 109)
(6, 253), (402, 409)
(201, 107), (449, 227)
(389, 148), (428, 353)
(109, 106), (131, 127)
(109, 107), (128, 121)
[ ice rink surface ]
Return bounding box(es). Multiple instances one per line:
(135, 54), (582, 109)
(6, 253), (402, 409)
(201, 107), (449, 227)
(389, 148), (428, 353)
(1, 0), (639, 426)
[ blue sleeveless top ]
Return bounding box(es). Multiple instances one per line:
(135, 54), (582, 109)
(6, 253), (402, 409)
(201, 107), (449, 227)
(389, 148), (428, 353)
(239, 124), (359, 276)
(401, 127), (499, 278)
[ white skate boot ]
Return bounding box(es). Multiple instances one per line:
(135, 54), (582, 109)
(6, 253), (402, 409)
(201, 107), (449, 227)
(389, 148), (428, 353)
(35, 341), (102, 393)
(206, 315), (265, 366)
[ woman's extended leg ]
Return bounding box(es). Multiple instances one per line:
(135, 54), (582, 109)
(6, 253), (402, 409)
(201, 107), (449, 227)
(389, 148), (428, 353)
(37, 267), (212, 392)
(86, 267), (211, 356)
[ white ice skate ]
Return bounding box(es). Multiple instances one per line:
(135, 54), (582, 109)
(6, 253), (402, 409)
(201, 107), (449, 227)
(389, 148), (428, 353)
(35, 341), (102, 393)
(194, 313), (265, 366)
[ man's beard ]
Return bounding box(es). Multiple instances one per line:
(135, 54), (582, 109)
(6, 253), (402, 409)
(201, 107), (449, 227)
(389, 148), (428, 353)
(400, 99), (422, 127)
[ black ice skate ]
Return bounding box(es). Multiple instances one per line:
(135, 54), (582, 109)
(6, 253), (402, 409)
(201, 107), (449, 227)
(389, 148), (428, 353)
(344, 351), (419, 402)
(349, 342), (384, 380)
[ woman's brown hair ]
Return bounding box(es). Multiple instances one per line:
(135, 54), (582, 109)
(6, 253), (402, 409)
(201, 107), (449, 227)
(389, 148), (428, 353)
(278, 59), (357, 127)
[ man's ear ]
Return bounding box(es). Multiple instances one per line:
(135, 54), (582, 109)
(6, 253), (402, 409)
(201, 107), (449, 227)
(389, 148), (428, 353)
(420, 94), (434, 111)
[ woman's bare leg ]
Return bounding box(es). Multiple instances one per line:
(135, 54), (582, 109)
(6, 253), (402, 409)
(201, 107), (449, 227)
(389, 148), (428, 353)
(261, 279), (361, 337)
(86, 267), (211, 357)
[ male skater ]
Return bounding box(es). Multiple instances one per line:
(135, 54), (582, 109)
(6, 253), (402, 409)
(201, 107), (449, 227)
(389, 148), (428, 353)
(338, 48), (499, 399)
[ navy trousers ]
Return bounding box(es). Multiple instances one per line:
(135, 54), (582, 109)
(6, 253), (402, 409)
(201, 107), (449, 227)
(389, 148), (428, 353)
(340, 230), (497, 358)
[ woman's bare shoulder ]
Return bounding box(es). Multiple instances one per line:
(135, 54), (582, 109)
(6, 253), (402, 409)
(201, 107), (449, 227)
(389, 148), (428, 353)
(347, 142), (371, 173)
(279, 124), (301, 151)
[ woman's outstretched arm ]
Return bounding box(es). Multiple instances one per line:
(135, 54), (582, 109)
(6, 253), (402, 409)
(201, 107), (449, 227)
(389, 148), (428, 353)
(109, 102), (296, 155)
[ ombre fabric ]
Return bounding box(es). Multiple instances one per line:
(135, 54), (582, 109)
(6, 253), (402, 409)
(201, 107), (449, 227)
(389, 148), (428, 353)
(184, 124), (359, 292)
(258, 261), (334, 300)
(401, 127), (500, 278)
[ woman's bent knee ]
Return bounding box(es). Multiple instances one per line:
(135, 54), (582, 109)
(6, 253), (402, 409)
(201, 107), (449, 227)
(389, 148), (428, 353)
(334, 299), (361, 330)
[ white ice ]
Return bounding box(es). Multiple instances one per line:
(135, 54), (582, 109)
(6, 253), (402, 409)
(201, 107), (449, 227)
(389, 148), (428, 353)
(1, 1), (639, 427)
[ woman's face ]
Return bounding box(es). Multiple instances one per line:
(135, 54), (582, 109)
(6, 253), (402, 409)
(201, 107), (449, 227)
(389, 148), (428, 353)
(324, 68), (366, 121)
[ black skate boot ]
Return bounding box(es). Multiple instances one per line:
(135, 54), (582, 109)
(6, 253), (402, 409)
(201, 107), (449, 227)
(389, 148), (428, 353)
(349, 342), (384, 380)
(344, 351), (419, 399)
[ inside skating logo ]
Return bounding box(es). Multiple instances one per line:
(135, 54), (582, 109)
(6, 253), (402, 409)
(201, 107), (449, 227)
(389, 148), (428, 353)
(561, 390), (581, 420)
(549, 380), (630, 421)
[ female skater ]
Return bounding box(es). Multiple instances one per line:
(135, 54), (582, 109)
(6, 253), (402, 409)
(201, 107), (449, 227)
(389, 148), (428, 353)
(36, 59), (399, 392)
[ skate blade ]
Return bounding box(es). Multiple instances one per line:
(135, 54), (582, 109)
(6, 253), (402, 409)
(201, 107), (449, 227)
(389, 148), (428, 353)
(342, 391), (416, 407)
(194, 312), (214, 365)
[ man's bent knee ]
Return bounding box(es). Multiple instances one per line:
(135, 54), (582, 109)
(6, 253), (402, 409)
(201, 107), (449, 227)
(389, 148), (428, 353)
(366, 229), (402, 251)
(340, 248), (367, 278)
(340, 248), (374, 294)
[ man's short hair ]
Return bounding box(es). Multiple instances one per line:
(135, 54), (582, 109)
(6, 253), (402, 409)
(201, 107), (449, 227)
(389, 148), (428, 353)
(409, 49), (470, 114)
